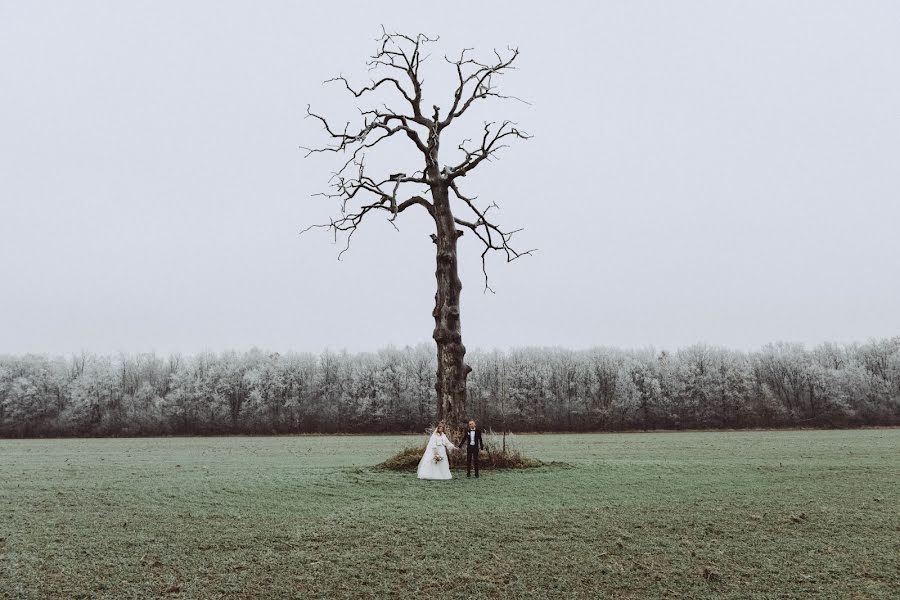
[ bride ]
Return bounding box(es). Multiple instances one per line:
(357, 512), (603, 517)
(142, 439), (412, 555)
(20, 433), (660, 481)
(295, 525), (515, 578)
(416, 422), (458, 480)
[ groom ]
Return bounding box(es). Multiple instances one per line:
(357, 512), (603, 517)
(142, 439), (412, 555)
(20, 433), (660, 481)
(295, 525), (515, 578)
(457, 419), (484, 478)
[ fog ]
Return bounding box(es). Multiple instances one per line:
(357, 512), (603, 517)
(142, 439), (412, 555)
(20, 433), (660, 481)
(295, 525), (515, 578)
(2, 1), (898, 355)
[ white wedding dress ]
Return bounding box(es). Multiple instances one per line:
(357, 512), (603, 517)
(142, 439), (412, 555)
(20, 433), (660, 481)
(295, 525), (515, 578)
(416, 432), (456, 480)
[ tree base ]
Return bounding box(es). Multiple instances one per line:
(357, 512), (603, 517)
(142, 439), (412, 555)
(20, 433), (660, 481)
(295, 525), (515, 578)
(376, 444), (544, 471)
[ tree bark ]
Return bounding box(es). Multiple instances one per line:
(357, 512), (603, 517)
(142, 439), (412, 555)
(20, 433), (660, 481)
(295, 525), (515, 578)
(431, 183), (471, 427)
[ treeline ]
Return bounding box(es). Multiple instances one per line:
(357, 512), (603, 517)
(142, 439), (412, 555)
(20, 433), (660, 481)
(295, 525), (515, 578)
(1, 339), (899, 437)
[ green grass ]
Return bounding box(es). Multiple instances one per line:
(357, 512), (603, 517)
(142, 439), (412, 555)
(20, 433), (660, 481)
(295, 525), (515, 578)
(1, 430), (898, 599)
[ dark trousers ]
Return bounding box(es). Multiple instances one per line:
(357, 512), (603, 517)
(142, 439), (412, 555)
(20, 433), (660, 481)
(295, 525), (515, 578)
(466, 446), (480, 476)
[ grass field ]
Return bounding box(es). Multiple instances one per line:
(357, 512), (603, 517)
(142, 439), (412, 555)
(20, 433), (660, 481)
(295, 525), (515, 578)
(1, 430), (898, 599)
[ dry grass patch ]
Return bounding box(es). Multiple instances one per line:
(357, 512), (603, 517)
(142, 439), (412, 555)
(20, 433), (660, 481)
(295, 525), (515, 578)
(377, 431), (545, 471)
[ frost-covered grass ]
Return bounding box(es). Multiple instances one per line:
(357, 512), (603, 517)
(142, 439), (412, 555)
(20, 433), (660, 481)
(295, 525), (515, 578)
(1, 430), (898, 599)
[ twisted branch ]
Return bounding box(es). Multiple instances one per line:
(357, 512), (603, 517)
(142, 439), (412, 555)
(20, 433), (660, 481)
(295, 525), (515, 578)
(449, 180), (536, 292)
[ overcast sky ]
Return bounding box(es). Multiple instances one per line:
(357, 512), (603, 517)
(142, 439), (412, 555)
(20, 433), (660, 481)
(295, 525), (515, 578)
(1, 1), (898, 356)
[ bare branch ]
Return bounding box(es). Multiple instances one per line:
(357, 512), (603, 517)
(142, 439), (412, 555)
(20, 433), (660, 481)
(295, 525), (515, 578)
(449, 180), (536, 292)
(445, 120), (532, 180)
(440, 46), (528, 130)
(300, 186), (434, 260)
(301, 30), (450, 254)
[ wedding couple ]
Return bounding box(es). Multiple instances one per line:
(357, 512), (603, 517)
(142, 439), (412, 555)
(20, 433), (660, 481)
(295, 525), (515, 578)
(416, 420), (484, 480)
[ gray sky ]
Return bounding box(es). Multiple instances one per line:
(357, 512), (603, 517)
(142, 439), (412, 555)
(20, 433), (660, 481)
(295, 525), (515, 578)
(1, 1), (899, 356)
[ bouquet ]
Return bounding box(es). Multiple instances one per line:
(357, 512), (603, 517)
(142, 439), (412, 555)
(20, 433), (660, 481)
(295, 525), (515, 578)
(432, 453), (443, 464)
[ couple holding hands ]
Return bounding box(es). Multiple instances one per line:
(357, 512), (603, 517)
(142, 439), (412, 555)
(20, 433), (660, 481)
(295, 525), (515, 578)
(416, 420), (484, 480)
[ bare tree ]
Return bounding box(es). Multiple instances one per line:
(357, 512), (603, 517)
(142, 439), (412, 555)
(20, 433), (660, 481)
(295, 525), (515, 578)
(302, 30), (533, 427)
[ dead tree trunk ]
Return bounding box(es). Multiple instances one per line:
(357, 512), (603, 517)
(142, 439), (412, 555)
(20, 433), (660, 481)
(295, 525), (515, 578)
(304, 31), (533, 429)
(432, 183), (471, 426)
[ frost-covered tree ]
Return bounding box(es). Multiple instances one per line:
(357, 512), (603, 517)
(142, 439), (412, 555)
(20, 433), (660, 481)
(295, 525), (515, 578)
(2, 341), (899, 436)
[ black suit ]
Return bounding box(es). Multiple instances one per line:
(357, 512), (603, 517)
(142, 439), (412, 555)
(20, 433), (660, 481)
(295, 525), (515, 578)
(457, 428), (484, 477)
